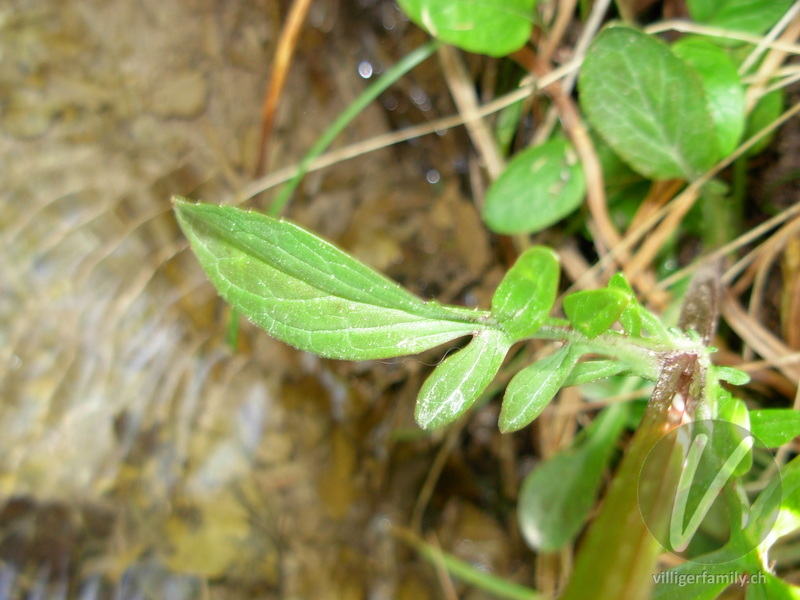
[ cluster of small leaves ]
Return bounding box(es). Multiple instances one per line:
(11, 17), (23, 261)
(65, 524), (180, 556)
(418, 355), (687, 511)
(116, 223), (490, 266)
(401, 1), (787, 236)
(174, 199), (677, 433)
(173, 1), (800, 597)
(174, 197), (800, 597)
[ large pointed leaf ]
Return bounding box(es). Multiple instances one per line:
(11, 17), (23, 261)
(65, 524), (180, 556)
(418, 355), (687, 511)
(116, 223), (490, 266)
(491, 246), (559, 341)
(579, 26), (719, 180)
(415, 329), (511, 429)
(174, 198), (492, 360)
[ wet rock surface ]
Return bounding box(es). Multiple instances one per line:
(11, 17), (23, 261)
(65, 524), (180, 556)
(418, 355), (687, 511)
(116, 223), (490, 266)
(0, 1), (521, 598)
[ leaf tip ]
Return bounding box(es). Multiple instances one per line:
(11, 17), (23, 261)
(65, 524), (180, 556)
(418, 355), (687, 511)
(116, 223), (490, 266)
(171, 195), (191, 208)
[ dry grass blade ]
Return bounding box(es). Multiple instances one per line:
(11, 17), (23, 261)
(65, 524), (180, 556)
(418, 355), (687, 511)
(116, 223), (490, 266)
(239, 59), (582, 202)
(722, 293), (800, 386)
(744, 10), (800, 112)
(655, 201), (800, 291)
(739, 0), (800, 74)
(572, 100), (800, 299)
(438, 44), (505, 180)
(254, 0), (314, 177)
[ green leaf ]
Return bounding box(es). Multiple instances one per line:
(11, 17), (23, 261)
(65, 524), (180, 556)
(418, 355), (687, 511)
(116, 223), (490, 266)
(747, 573), (800, 600)
(713, 365), (751, 386)
(711, 387), (753, 476)
(745, 470), (783, 548)
(394, 528), (544, 600)
(579, 26), (719, 180)
(608, 272), (641, 337)
(518, 404), (628, 551)
(482, 139), (586, 234)
(499, 345), (579, 432)
(397, 0), (535, 57)
(651, 549), (744, 600)
(671, 37), (745, 157)
(753, 455), (800, 545)
(491, 246), (559, 340)
(174, 198), (491, 360)
(563, 360), (629, 386)
(688, 0), (794, 36)
(415, 329), (510, 429)
(746, 88), (785, 156)
(563, 288), (629, 339)
(750, 409), (800, 447)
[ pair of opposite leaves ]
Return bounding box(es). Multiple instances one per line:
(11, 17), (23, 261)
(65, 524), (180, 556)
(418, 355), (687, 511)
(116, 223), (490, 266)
(174, 199), (638, 432)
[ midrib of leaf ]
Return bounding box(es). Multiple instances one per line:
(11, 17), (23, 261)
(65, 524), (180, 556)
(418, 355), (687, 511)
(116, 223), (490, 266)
(616, 49), (695, 179)
(420, 343), (484, 424)
(206, 245), (486, 359)
(415, 328), (510, 429)
(179, 200), (487, 324)
(581, 27), (718, 181)
(176, 199), (501, 360)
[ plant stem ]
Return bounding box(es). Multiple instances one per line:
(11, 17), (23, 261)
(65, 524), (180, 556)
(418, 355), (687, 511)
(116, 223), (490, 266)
(530, 323), (678, 382)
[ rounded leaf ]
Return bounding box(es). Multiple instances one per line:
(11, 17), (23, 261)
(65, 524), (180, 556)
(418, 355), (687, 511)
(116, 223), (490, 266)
(563, 288), (629, 339)
(672, 37), (745, 157)
(397, 0), (536, 57)
(482, 139), (585, 234)
(491, 246), (560, 340)
(749, 409), (800, 448)
(579, 26), (719, 180)
(518, 404), (627, 551)
(688, 0), (794, 36)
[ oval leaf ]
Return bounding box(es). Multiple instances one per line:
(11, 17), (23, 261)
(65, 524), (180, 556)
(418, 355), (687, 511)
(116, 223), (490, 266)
(688, 0), (794, 36)
(482, 139), (585, 234)
(579, 26), (719, 180)
(518, 404), (627, 551)
(672, 37), (745, 157)
(491, 246), (560, 340)
(397, 0), (536, 57)
(499, 345), (579, 432)
(563, 288), (630, 339)
(415, 329), (510, 429)
(563, 359), (629, 387)
(749, 409), (800, 447)
(174, 198), (491, 360)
